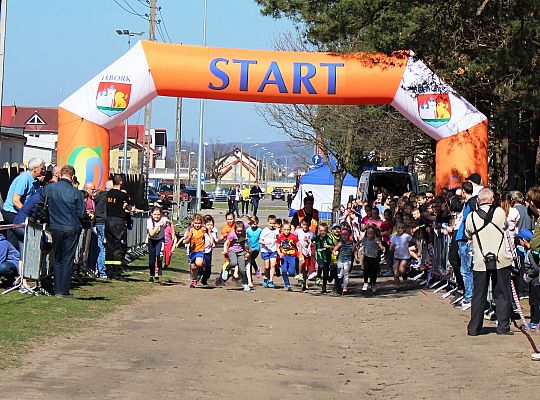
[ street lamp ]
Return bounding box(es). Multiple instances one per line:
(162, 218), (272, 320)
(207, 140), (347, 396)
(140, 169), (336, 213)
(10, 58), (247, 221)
(262, 152), (273, 182)
(239, 137), (252, 185)
(203, 142), (208, 189)
(116, 29), (144, 175)
(188, 151), (195, 185)
(255, 147), (267, 180)
(180, 149), (187, 168)
(247, 143), (259, 185)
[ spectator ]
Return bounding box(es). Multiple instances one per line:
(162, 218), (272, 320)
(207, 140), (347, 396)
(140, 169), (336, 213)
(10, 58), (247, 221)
(466, 172), (484, 196)
(36, 165), (86, 298)
(104, 174), (130, 279)
(240, 184), (250, 216)
(83, 182), (96, 217)
(250, 181), (264, 216)
(49, 165), (61, 183)
(0, 233), (20, 288)
(72, 176), (80, 189)
(465, 187), (513, 336)
(228, 185), (241, 218)
(1, 158), (45, 246)
(511, 190), (532, 231)
(92, 180), (113, 279)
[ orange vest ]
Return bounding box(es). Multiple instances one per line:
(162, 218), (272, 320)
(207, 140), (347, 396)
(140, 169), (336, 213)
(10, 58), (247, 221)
(298, 208), (319, 233)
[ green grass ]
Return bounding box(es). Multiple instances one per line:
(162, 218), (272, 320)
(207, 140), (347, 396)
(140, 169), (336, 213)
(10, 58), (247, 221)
(0, 253), (188, 369)
(213, 202), (288, 211)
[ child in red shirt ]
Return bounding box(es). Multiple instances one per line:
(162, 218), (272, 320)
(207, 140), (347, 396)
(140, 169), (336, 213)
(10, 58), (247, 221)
(277, 222), (300, 291)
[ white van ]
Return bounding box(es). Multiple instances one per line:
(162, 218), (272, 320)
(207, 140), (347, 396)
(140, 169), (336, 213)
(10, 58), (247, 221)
(357, 168), (419, 202)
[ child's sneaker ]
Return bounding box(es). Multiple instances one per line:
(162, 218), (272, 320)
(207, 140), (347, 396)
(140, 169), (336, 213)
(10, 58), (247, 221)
(221, 269), (229, 280)
(315, 278), (322, 286)
(342, 288), (349, 295)
(528, 322), (538, 330)
(362, 282), (369, 291)
(301, 283), (307, 292)
(262, 278), (268, 288)
(284, 285), (292, 292)
(322, 285), (327, 294)
(308, 271), (317, 280)
(190, 280), (197, 288)
(297, 278), (305, 287)
(243, 284), (251, 292)
(371, 283), (377, 293)
(268, 281), (275, 288)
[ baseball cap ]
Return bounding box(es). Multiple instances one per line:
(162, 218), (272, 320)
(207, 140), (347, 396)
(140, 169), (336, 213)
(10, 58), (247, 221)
(331, 223), (341, 229)
(466, 173), (482, 185)
(516, 229), (533, 242)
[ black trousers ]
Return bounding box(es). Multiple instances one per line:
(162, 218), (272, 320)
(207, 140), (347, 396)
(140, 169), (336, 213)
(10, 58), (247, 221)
(448, 236), (465, 291)
(148, 238), (164, 277)
(363, 255), (380, 284)
(242, 200), (249, 215)
(50, 228), (81, 295)
(105, 217), (127, 276)
(468, 266), (512, 335)
(529, 283), (540, 324)
(250, 250), (260, 273)
(252, 199), (259, 216)
(316, 257), (330, 287)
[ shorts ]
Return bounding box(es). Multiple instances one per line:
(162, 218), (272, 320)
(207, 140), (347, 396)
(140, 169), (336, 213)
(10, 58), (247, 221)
(261, 251), (277, 261)
(394, 258), (411, 262)
(189, 251), (204, 264)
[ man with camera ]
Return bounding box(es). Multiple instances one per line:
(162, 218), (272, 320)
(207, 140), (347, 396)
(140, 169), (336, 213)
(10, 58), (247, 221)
(465, 187), (513, 336)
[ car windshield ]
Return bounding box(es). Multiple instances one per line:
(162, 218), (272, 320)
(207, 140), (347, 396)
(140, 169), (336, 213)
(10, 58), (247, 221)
(160, 183), (173, 191)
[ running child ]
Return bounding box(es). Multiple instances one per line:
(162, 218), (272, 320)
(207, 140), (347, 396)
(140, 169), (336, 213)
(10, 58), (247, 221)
(202, 214), (218, 286)
(247, 216), (262, 283)
(183, 214), (207, 288)
(147, 206), (167, 282)
(277, 221), (300, 291)
(313, 222), (334, 293)
(224, 221), (252, 291)
(162, 209), (179, 270)
(259, 215), (279, 288)
(327, 222), (341, 286)
(295, 218), (314, 291)
(219, 211), (236, 241)
(361, 226), (385, 293)
(333, 226), (357, 295)
(390, 223), (414, 291)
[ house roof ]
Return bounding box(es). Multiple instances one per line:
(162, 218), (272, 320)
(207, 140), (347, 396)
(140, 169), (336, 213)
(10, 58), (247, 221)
(2, 105), (58, 132)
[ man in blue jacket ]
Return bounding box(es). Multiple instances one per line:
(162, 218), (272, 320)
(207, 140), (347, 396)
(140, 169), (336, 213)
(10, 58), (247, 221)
(35, 165), (86, 298)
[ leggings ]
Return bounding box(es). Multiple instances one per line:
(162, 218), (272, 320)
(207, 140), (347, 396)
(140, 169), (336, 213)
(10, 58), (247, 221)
(148, 238), (164, 277)
(228, 250), (247, 285)
(337, 260), (352, 289)
(250, 250), (260, 273)
(316, 257), (330, 286)
(363, 255), (380, 284)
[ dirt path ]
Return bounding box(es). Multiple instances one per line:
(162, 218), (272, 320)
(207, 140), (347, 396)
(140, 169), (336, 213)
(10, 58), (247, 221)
(1, 203), (539, 399)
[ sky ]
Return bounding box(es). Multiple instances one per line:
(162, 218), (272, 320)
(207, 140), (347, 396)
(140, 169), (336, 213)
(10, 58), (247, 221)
(3, 0), (295, 144)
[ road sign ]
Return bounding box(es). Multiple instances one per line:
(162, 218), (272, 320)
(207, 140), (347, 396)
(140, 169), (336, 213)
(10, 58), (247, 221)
(312, 154), (322, 165)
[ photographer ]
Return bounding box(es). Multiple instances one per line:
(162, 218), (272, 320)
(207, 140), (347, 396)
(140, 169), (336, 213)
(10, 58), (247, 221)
(465, 187), (513, 336)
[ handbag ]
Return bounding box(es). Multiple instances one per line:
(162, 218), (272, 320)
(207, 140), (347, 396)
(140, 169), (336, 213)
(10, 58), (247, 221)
(33, 189), (49, 225)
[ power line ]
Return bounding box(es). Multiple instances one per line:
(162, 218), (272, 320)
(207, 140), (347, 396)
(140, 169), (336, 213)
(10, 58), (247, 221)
(158, 6), (172, 43)
(112, 0), (148, 20)
(136, 0), (151, 8)
(122, 0), (145, 16)
(156, 20), (166, 42)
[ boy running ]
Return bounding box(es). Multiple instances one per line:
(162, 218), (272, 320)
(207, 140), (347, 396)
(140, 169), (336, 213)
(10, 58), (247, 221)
(295, 219), (314, 291)
(183, 214), (207, 288)
(247, 216), (262, 281)
(277, 222), (300, 291)
(313, 222), (334, 293)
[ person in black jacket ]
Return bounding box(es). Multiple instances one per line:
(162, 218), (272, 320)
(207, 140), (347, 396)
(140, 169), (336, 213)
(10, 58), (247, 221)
(92, 180), (113, 278)
(35, 165), (86, 298)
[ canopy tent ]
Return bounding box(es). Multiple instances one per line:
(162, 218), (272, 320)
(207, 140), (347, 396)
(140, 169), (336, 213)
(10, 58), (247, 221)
(289, 164), (358, 220)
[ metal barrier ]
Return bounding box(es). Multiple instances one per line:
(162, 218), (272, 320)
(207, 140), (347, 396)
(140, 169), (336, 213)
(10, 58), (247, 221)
(2, 212), (150, 296)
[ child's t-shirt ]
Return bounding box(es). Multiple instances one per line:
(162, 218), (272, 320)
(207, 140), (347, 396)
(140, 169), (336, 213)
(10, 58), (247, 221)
(147, 217), (168, 240)
(380, 220), (393, 244)
(227, 231), (247, 253)
(260, 227), (279, 253)
(221, 223), (235, 239)
(313, 234), (333, 263)
(204, 227), (218, 254)
(338, 239), (355, 262)
(247, 227), (262, 252)
(277, 233), (299, 257)
(390, 233), (413, 260)
(362, 236), (382, 258)
(164, 223), (173, 245)
(185, 226), (207, 253)
(295, 228), (314, 256)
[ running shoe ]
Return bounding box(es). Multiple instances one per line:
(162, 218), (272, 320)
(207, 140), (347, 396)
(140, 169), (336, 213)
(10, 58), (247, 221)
(315, 278), (322, 286)
(221, 269), (229, 280)
(362, 283), (369, 291)
(284, 285), (292, 291)
(243, 284), (251, 292)
(190, 280), (197, 288)
(268, 281), (275, 288)
(460, 301), (471, 311)
(154, 276), (160, 282)
(371, 283), (377, 293)
(528, 322), (539, 330)
(148, 276), (155, 283)
(294, 274), (302, 280)
(302, 283), (307, 292)
(262, 278), (268, 288)
(342, 288), (349, 295)
(307, 272), (317, 280)
(297, 278), (305, 287)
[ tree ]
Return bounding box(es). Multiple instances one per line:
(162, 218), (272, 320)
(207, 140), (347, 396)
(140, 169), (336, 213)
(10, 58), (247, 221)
(205, 139), (228, 186)
(255, 0), (540, 191)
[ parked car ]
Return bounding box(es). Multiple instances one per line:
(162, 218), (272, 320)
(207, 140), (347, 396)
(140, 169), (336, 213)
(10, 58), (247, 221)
(158, 180), (189, 202)
(271, 188), (286, 201)
(182, 186), (214, 209)
(210, 187), (229, 202)
(147, 186), (160, 205)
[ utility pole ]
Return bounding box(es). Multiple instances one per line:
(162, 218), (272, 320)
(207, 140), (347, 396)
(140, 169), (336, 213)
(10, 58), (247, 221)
(173, 97), (183, 218)
(0, 0), (8, 132)
(142, 0), (156, 203)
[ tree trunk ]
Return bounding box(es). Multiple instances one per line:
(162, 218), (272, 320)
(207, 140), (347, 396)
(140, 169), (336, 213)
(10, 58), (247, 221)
(332, 169), (346, 222)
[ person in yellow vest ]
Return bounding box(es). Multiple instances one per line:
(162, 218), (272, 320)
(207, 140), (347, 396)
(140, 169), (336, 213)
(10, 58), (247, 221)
(241, 185), (251, 216)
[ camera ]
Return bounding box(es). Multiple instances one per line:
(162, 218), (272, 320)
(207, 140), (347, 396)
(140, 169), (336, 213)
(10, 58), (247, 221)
(483, 252), (497, 271)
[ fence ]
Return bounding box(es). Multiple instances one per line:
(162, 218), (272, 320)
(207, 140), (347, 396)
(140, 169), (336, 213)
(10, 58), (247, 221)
(2, 212), (149, 296)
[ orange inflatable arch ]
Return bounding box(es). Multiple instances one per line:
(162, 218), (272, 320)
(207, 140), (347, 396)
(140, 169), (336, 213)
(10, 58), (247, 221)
(58, 41), (487, 191)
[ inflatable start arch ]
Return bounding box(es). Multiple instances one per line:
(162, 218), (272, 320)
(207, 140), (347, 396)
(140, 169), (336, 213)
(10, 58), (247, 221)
(58, 41), (487, 191)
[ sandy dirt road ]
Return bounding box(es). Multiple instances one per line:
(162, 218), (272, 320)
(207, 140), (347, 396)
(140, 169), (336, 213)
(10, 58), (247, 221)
(1, 202), (539, 399)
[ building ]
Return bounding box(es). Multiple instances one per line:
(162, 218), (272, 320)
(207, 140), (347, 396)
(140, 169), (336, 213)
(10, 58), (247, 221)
(1, 105), (166, 170)
(217, 146), (258, 184)
(0, 126), (26, 165)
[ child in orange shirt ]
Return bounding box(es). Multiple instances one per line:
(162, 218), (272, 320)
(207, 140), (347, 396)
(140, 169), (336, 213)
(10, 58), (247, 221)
(183, 214), (207, 288)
